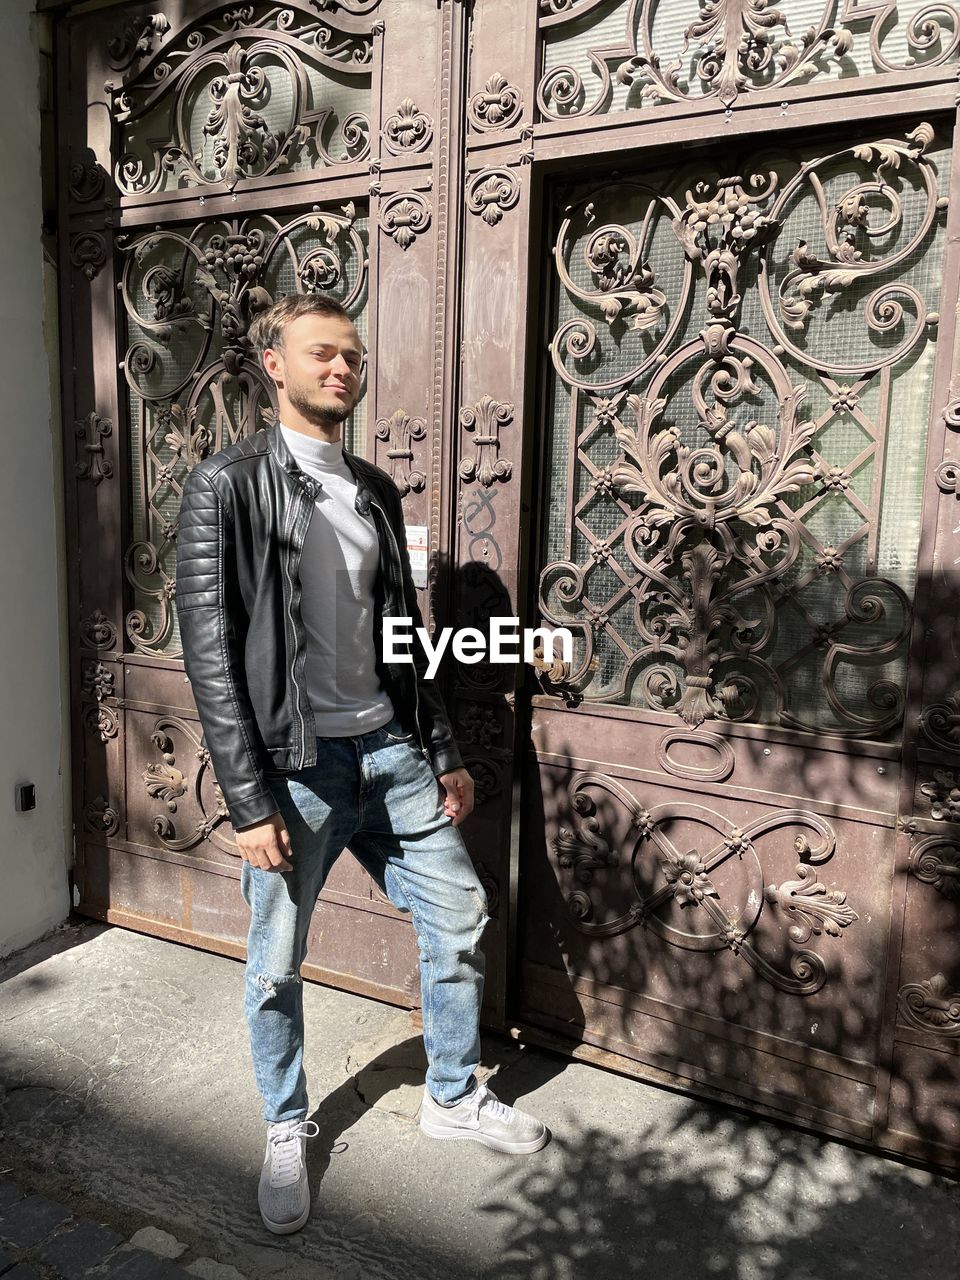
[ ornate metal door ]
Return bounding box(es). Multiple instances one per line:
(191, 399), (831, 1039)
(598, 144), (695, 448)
(447, 2), (960, 1169)
(54, 0), (507, 1017)
(56, 0), (960, 1166)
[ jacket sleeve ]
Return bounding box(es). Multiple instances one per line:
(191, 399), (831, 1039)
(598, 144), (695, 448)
(176, 467), (279, 829)
(385, 487), (464, 778)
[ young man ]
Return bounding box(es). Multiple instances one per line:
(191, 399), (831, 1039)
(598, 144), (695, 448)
(176, 294), (548, 1236)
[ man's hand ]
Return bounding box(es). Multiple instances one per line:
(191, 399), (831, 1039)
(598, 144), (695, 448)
(438, 767), (475, 828)
(235, 812), (293, 872)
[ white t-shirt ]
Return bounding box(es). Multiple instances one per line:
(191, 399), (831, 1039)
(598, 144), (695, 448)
(280, 423), (395, 737)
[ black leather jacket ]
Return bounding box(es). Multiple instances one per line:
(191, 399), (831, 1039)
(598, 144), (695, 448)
(175, 425), (463, 829)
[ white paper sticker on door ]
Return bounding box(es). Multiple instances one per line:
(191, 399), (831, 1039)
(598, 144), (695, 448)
(405, 524), (428, 588)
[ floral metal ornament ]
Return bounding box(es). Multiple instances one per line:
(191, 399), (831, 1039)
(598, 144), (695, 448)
(142, 718), (233, 851)
(83, 795), (120, 837)
(920, 770), (960, 823)
(537, 1), (960, 120)
(142, 732), (187, 812)
(68, 148), (107, 204)
(552, 770), (850, 995)
(763, 863), (859, 943)
(382, 98), (433, 154)
(83, 703), (120, 744)
(458, 396), (515, 487)
(107, 12), (170, 71)
(660, 848), (718, 907)
(539, 124), (943, 733)
(108, 6), (372, 196)
(80, 610), (118, 651)
(466, 168), (522, 226)
(468, 73), (523, 130)
(75, 413), (115, 486)
(70, 233), (106, 281)
(81, 661), (115, 703)
(456, 701), (502, 749)
(375, 409), (427, 496)
(379, 192), (431, 251)
(909, 839), (960, 899)
(897, 973), (960, 1037)
(673, 172), (779, 320)
(117, 203), (367, 657)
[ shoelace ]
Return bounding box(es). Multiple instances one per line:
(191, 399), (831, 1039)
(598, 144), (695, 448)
(268, 1120), (319, 1187)
(470, 1084), (514, 1126)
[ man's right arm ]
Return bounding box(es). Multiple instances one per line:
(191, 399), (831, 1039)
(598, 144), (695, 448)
(176, 466), (281, 833)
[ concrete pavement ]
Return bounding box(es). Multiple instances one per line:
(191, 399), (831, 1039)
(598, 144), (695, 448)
(1, 921), (958, 1280)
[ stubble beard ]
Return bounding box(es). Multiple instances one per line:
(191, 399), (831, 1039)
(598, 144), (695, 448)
(285, 376), (353, 428)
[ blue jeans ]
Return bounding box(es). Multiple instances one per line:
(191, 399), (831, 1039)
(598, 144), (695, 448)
(240, 715), (489, 1123)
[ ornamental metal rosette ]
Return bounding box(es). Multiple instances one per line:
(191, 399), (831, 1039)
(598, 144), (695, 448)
(537, 1), (960, 121)
(909, 838), (960, 898)
(897, 973), (960, 1037)
(106, 3), (375, 196)
(553, 769), (853, 995)
(117, 204), (368, 657)
(539, 123), (946, 734)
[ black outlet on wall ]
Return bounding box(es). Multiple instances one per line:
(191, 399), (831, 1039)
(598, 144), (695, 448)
(15, 783), (36, 812)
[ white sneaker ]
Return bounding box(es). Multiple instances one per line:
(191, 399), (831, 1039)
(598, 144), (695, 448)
(420, 1081), (549, 1154)
(258, 1118), (319, 1234)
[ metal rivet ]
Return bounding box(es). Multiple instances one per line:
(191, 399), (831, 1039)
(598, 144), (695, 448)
(763, 748), (771, 756)
(877, 766), (886, 775)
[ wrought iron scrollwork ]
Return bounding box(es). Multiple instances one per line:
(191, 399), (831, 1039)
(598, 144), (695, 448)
(554, 769), (852, 996)
(537, 1), (960, 121)
(107, 4), (374, 196)
(117, 203), (368, 656)
(539, 124), (945, 735)
(142, 716), (234, 852)
(83, 794), (120, 837)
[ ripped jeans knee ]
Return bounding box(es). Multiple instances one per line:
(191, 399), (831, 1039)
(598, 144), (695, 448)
(250, 968), (301, 999)
(467, 885), (490, 953)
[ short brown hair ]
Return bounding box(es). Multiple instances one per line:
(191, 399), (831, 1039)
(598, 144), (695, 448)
(248, 293), (353, 363)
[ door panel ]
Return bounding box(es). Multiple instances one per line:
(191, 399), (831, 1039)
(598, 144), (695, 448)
(61, 0), (468, 1013)
(521, 708), (892, 1135)
(518, 116), (958, 1160)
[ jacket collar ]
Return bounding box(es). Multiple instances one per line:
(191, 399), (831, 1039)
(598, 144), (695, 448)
(266, 422), (376, 516)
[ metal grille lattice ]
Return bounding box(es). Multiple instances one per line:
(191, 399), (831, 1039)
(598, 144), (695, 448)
(539, 122), (950, 737)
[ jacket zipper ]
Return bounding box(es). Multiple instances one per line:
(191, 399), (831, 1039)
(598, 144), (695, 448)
(368, 499), (429, 764)
(283, 487), (311, 768)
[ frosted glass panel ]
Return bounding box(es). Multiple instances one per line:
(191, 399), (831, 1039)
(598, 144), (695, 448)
(538, 122), (951, 740)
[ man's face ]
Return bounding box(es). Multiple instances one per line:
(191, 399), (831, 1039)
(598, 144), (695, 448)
(265, 312), (364, 429)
